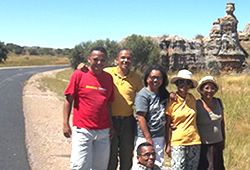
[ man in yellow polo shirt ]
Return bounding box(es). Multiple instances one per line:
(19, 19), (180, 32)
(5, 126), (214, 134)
(105, 48), (143, 170)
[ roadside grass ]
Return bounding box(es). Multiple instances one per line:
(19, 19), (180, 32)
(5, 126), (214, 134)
(0, 54), (69, 67)
(41, 69), (250, 170)
(40, 68), (73, 100)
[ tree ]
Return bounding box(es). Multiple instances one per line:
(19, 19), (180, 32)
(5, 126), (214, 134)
(38, 48), (55, 56)
(28, 49), (39, 55)
(68, 39), (119, 69)
(80, 39), (120, 65)
(0, 41), (8, 62)
(6, 43), (24, 55)
(68, 43), (87, 69)
(55, 48), (63, 55)
(120, 34), (159, 70)
(194, 34), (204, 40)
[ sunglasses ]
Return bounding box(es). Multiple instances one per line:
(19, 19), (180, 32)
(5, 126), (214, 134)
(176, 79), (193, 86)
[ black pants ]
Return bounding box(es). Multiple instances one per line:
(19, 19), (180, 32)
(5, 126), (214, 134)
(198, 141), (225, 170)
(107, 115), (136, 170)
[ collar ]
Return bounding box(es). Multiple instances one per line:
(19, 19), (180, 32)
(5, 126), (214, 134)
(114, 66), (131, 78)
(136, 163), (151, 170)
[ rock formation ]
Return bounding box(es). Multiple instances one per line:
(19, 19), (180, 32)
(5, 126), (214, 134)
(239, 22), (250, 58)
(204, 2), (246, 72)
(159, 35), (203, 71)
(238, 22), (250, 41)
(160, 2), (247, 73)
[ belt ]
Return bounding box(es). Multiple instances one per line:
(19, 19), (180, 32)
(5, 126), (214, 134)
(112, 115), (131, 119)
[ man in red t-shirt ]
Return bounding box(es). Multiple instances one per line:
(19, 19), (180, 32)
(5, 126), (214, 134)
(63, 46), (114, 170)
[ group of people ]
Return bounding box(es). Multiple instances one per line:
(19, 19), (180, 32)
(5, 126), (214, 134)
(63, 45), (226, 170)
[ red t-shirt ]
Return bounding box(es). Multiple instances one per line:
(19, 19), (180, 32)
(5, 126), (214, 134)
(64, 70), (114, 130)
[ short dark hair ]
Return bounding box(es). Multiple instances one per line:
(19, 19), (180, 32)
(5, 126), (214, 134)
(144, 64), (170, 102)
(137, 142), (153, 156)
(117, 48), (133, 57)
(89, 46), (107, 57)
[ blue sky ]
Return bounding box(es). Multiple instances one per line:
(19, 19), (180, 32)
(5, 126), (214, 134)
(0, 0), (249, 49)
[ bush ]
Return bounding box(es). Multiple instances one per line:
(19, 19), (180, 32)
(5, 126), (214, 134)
(68, 39), (119, 69)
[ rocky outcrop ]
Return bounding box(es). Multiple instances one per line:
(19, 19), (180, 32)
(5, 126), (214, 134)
(239, 22), (250, 41)
(204, 2), (246, 72)
(160, 2), (247, 73)
(159, 35), (204, 71)
(239, 22), (250, 57)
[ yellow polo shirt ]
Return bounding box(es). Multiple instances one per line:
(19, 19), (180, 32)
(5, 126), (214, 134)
(104, 66), (143, 117)
(166, 93), (201, 145)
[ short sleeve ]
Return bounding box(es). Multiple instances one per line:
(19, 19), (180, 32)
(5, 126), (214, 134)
(135, 89), (148, 113)
(64, 70), (80, 98)
(165, 102), (172, 116)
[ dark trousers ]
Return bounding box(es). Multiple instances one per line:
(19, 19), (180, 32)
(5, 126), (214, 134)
(198, 141), (225, 170)
(107, 115), (136, 170)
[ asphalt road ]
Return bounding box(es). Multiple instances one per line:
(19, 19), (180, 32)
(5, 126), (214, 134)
(0, 65), (69, 170)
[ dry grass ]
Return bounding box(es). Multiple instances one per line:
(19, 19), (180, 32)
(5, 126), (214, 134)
(0, 54), (69, 67)
(166, 73), (250, 170)
(42, 70), (250, 170)
(40, 68), (73, 100)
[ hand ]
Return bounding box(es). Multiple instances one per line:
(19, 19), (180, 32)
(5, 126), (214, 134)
(77, 63), (88, 72)
(166, 144), (171, 158)
(109, 126), (114, 140)
(170, 122), (177, 130)
(63, 124), (72, 138)
(169, 92), (177, 102)
(146, 137), (154, 146)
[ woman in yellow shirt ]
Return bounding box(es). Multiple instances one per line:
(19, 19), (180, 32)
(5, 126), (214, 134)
(166, 69), (201, 170)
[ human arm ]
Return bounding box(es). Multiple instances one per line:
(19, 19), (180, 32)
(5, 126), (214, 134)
(137, 111), (153, 145)
(77, 63), (89, 72)
(218, 98), (226, 150)
(108, 102), (114, 140)
(63, 95), (74, 138)
(221, 110), (226, 150)
(165, 114), (172, 157)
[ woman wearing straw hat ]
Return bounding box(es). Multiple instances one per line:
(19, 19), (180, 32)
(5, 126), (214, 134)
(165, 69), (201, 170)
(196, 76), (225, 170)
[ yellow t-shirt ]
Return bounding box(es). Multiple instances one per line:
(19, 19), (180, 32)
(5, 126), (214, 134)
(166, 93), (201, 145)
(104, 66), (143, 117)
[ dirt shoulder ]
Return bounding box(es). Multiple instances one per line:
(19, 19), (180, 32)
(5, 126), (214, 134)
(23, 69), (71, 170)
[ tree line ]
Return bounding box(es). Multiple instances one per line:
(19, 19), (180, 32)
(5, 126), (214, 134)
(1, 34), (164, 68)
(69, 34), (162, 70)
(0, 41), (72, 62)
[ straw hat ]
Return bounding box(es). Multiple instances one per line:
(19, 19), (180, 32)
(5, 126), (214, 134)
(197, 76), (219, 93)
(170, 69), (198, 88)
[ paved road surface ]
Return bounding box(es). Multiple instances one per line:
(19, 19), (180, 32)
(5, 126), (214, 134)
(0, 65), (69, 170)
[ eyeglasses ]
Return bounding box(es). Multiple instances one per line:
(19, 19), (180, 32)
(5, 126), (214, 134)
(148, 76), (162, 81)
(176, 79), (192, 86)
(91, 58), (106, 63)
(140, 152), (156, 158)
